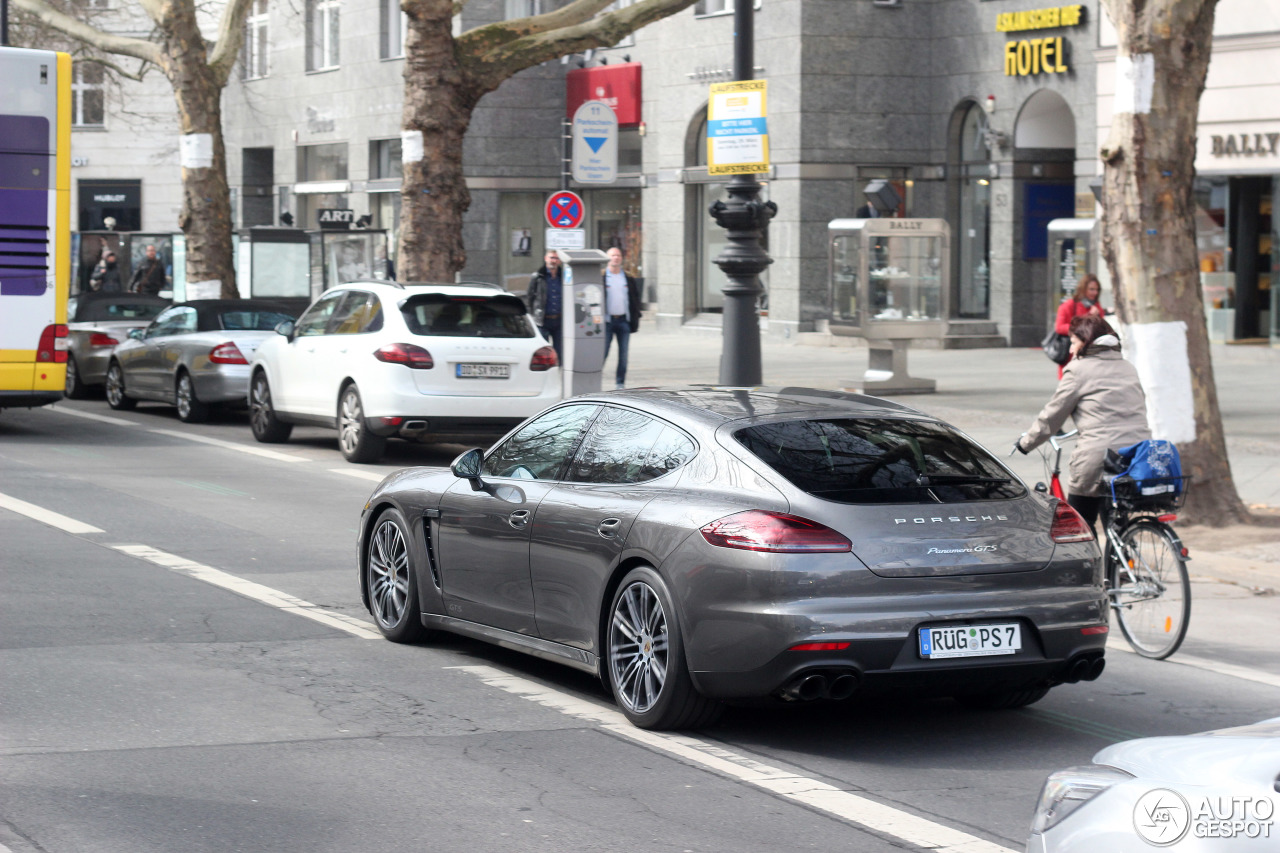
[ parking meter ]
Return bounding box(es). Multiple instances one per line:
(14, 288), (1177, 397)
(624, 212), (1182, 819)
(557, 249), (608, 396)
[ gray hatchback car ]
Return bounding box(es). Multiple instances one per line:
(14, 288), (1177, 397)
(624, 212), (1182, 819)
(358, 388), (1108, 729)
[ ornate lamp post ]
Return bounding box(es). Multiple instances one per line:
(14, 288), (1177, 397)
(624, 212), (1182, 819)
(709, 0), (775, 386)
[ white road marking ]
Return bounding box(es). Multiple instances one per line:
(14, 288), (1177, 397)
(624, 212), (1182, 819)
(0, 491), (104, 534)
(449, 665), (1016, 853)
(47, 404), (139, 426)
(148, 429), (307, 462)
(328, 468), (387, 482)
(110, 544), (381, 640)
(1106, 638), (1280, 689)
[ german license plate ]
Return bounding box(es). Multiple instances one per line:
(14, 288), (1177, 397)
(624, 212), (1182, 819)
(456, 363), (510, 379)
(918, 624), (1021, 659)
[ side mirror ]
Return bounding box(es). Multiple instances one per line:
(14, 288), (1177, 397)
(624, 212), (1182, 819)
(450, 448), (486, 490)
(275, 319), (296, 339)
(1034, 482), (1048, 494)
(128, 328), (145, 341)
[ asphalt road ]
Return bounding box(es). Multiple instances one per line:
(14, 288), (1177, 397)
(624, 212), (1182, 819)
(2, 398), (1278, 853)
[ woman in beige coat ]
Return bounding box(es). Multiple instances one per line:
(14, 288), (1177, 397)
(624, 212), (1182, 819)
(1017, 314), (1151, 527)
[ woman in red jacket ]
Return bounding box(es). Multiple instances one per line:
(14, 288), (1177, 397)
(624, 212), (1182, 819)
(1054, 274), (1104, 378)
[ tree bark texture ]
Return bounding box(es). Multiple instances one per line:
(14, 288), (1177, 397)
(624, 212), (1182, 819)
(1098, 0), (1250, 525)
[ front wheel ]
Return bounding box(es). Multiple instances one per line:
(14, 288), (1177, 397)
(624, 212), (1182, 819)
(175, 371), (210, 423)
(365, 507), (430, 643)
(104, 362), (136, 410)
(1112, 520), (1190, 660)
(249, 372), (292, 443)
(606, 565), (721, 730)
(338, 384), (387, 464)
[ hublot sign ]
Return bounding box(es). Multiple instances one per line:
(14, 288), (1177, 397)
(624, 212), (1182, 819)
(1211, 133), (1280, 157)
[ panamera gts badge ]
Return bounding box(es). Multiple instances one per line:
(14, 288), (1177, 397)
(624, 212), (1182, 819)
(927, 545), (998, 554)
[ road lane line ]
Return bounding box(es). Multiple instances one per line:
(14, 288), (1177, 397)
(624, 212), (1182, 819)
(148, 429), (307, 462)
(0, 492), (104, 534)
(448, 665), (1016, 853)
(46, 404), (140, 426)
(328, 468), (387, 482)
(110, 544), (381, 640)
(1106, 638), (1280, 689)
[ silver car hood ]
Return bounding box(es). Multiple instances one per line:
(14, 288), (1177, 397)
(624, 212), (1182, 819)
(1093, 718), (1280, 786)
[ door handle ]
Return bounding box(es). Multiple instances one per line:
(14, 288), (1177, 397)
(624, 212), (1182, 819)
(597, 517), (621, 538)
(508, 509), (531, 529)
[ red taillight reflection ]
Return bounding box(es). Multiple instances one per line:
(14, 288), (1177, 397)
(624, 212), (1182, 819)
(1081, 626), (1109, 635)
(374, 343), (434, 369)
(1050, 501), (1094, 543)
(37, 324), (68, 363)
(88, 332), (120, 348)
(700, 510), (852, 554)
(530, 346), (558, 371)
(789, 641), (852, 652)
(209, 342), (249, 364)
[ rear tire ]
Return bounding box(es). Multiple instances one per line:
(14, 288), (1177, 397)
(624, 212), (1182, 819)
(65, 354), (88, 399)
(175, 371), (210, 423)
(954, 686), (1050, 710)
(365, 507), (430, 643)
(249, 372), (292, 443)
(338, 384), (387, 464)
(1113, 520), (1190, 660)
(104, 361), (136, 410)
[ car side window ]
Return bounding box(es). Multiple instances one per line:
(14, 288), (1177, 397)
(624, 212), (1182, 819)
(568, 407), (697, 485)
(146, 306), (195, 337)
(328, 291), (383, 335)
(294, 292), (345, 337)
(482, 404), (598, 481)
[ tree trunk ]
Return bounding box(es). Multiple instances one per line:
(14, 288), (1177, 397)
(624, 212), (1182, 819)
(1098, 0), (1249, 525)
(399, 0), (479, 282)
(159, 12), (238, 299)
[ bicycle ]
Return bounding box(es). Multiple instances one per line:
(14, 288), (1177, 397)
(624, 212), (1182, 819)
(1023, 430), (1192, 660)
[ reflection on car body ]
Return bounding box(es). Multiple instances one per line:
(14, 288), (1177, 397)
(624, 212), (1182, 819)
(357, 387), (1109, 730)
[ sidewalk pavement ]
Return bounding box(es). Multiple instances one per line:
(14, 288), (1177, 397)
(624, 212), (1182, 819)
(621, 332), (1280, 589)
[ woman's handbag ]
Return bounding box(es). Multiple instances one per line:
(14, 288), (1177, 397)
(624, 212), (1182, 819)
(1041, 330), (1071, 365)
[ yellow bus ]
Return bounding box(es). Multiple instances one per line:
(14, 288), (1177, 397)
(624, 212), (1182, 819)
(0, 47), (72, 412)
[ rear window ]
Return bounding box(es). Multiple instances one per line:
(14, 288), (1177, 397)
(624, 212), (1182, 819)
(401, 294), (533, 338)
(77, 300), (166, 322)
(219, 310), (295, 331)
(735, 417), (1026, 504)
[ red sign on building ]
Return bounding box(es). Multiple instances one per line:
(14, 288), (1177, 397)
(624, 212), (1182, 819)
(565, 62), (643, 127)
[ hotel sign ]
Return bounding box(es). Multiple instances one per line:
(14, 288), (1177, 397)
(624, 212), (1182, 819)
(999, 5), (1085, 77)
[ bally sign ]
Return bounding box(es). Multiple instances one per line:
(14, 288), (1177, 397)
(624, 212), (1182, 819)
(317, 208), (355, 229)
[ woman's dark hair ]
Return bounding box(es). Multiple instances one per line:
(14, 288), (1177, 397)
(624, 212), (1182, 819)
(1072, 274), (1100, 302)
(1068, 313), (1118, 351)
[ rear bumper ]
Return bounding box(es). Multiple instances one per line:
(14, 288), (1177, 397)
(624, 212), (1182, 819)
(366, 414), (527, 441)
(76, 348), (114, 384)
(0, 389), (63, 409)
(192, 365), (251, 405)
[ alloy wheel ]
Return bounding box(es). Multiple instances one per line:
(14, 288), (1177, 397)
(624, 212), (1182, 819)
(609, 580), (670, 714)
(176, 374), (194, 419)
(105, 364), (126, 407)
(339, 388), (363, 455)
(249, 377), (271, 434)
(368, 518), (410, 630)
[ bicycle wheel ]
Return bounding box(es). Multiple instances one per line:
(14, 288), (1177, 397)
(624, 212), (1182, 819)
(1113, 520), (1191, 659)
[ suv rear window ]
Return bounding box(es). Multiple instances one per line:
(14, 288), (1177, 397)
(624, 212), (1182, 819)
(735, 417), (1026, 504)
(401, 294), (533, 338)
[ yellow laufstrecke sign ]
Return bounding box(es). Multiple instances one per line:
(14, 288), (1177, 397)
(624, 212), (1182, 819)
(707, 80), (770, 176)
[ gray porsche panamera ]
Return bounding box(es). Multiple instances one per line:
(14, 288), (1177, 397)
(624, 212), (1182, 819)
(357, 387), (1109, 730)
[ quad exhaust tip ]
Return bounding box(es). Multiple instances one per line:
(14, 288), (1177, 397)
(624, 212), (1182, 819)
(1062, 654), (1106, 684)
(780, 669), (860, 702)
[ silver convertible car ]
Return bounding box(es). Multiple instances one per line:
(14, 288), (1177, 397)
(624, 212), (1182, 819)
(64, 292), (169, 398)
(358, 388), (1109, 730)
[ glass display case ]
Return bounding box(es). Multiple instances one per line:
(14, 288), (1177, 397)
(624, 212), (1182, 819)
(1047, 218), (1103, 327)
(828, 218), (949, 340)
(310, 230), (392, 295)
(236, 227), (311, 299)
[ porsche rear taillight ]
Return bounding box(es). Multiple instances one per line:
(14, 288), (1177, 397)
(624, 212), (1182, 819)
(209, 342), (249, 364)
(1050, 501), (1095, 543)
(374, 342), (434, 369)
(700, 510), (852, 554)
(37, 324), (68, 363)
(88, 332), (119, 348)
(530, 346), (558, 371)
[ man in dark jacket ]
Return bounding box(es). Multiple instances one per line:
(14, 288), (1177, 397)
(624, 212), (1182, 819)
(130, 244), (168, 296)
(525, 251), (564, 360)
(602, 246), (642, 389)
(90, 252), (123, 293)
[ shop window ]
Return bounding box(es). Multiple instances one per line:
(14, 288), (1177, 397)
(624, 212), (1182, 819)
(380, 0), (407, 59)
(953, 103), (992, 319)
(504, 0), (540, 18)
(369, 138), (402, 180)
(694, 0), (760, 17)
(242, 0), (270, 79)
(71, 63), (105, 128)
(306, 0), (341, 71)
(297, 143), (348, 229)
(593, 189), (642, 278)
(498, 193), (546, 292)
(618, 128), (642, 173)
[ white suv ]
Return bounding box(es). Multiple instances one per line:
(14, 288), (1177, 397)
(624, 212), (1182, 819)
(248, 281), (562, 462)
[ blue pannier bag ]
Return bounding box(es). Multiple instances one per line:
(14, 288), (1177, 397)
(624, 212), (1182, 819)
(1107, 439), (1184, 505)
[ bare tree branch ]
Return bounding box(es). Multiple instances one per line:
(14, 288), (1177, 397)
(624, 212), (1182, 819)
(12, 0), (164, 64)
(461, 0), (617, 45)
(208, 0), (256, 84)
(84, 54), (153, 81)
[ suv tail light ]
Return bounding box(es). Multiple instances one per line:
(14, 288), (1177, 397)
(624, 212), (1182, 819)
(1050, 501), (1095, 543)
(37, 324), (68, 363)
(88, 332), (120, 348)
(374, 342), (434, 369)
(530, 346), (558, 371)
(209, 342), (248, 364)
(700, 510), (852, 554)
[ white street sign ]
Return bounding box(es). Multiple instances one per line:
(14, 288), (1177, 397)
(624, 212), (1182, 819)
(546, 228), (586, 250)
(571, 100), (618, 184)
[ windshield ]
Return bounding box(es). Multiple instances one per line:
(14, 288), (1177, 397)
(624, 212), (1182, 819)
(401, 294), (533, 338)
(735, 417), (1026, 504)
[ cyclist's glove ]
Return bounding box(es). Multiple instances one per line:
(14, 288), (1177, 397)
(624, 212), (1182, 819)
(1014, 439), (1029, 455)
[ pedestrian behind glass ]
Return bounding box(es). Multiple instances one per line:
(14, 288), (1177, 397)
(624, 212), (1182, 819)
(525, 251), (564, 361)
(90, 252), (123, 293)
(130, 244), (168, 296)
(602, 247), (642, 390)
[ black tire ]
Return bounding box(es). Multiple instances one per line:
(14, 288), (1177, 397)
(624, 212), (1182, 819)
(104, 361), (136, 410)
(249, 372), (293, 443)
(65, 354), (88, 399)
(365, 507), (430, 643)
(606, 565), (722, 730)
(338, 383), (387, 464)
(954, 686), (1051, 710)
(1113, 520), (1191, 660)
(175, 371), (210, 423)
